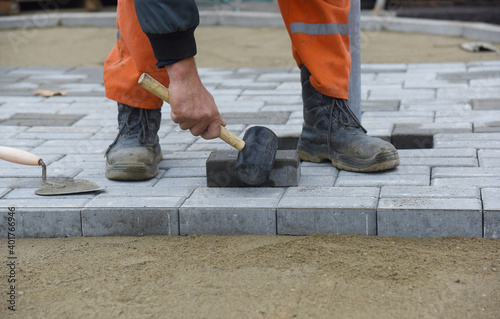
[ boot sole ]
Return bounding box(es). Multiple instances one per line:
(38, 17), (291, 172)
(105, 154), (162, 181)
(298, 143), (400, 173)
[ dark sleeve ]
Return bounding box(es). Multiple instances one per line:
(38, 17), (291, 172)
(134, 0), (199, 63)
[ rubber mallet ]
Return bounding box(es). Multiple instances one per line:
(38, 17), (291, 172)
(138, 73), (278, 185)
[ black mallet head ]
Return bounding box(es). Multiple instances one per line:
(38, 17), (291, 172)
(235, 126), (279, 185)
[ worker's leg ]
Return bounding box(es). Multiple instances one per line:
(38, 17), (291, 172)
(103, 0), (169, 109)
(278, 0), (399, 172)
(278, 0), (351, 99)
(103, 0), (166, 180)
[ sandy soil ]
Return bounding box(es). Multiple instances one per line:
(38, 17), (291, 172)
(1, 26), (499, 67)
(4, 235), (500, 318)
(0, 26), (499, 318)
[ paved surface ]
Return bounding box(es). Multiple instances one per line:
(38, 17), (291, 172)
(0, 62), (499, 238)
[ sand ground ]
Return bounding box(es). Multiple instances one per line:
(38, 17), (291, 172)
(0, 26), (499, 318)
(1, 26), (500, 67)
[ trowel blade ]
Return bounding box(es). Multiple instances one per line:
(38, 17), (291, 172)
(35, 178), (103, 196)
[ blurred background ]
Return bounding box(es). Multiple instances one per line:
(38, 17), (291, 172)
(1, 0), (499, 24)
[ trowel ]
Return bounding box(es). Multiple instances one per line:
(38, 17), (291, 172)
(0, 146), (103, 196)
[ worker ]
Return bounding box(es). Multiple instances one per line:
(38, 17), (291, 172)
(103, 0), (399, 181)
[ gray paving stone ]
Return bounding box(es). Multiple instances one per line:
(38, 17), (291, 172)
(85, 196), (185, 208)
(98, 187), (193, 198)
(220, 111), (290, 125)
(1, 187), (92, 199)
(361, 64), (407, 73)
(283, 186), (380, 198)
(165, 167), (206, 178)
(380, 186), (479, 199)
(300, 166), (339, 176)
(437, 87), (500, 100)
(278, 207), (376, 235)
(474, 121), (500, 133)
(478, 149), (500, 160)
(30, 140), (109, 155)
(180, 187), (281, 235)
(378, 198), (482, 238)
(59, 12), (117, 27)
(82, 208), (179, 236)
(399, 157), (478, 167)
(408, 62), (467, 72)
(158, 158), (206, 169)
(278, 187), (379, 235)
(0, 167), (80, 179)
(434, 132), (500, 149)
(238, 94), (302, 105)
(361, 100), (400, 112)
(180, 208), (276, 235)
(482, 188), (500, 238)
(0, 197), (90, 208)
(256, 73), (299, 82)
(479, 158), (500, 167)
(260, 104), (303, 112)
(335, 166), (430, 187)
(470, 78), (500, 88)
(397, 148), (477, 158)
(433, 178), (500, 188)
(432, 167), (500, 178)
(404, 79), (467, 89)
(400, 100), (471, 112)
(154, 177), (207, 188)
(368, 88), (435, 100)
(297, 175), (336, 186)
(0, 208), (82, 238)
(482, 188), (500, 211)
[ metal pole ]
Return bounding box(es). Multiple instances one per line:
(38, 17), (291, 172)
(348, 0), (362, 120)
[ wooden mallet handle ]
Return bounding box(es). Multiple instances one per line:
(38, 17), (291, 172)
(138, 73), (245, 151)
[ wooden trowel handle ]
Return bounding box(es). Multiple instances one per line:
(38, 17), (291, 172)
(138, 73), (245, 151)
(0, 146), (42, 166)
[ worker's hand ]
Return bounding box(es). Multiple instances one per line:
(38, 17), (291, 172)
(166, 57), (226, 139)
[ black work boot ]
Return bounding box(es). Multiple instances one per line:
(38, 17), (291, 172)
(105, 103), (162, 180)
(298, 66), (399, 172)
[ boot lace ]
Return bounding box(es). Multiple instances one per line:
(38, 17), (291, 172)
(105, 107), (152, 155)
(330, 98), (367, 134)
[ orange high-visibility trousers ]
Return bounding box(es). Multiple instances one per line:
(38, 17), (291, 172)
(103, 0), (170, 110)
(277, 0), (351, 100)
(103, 0), (351, 109)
